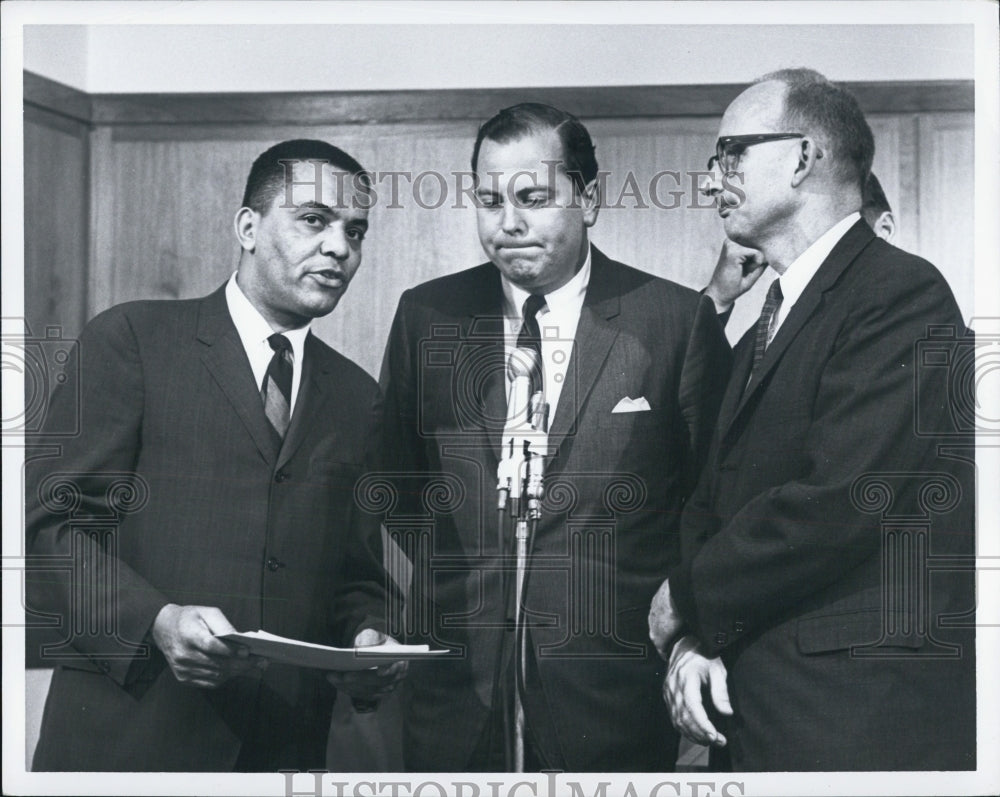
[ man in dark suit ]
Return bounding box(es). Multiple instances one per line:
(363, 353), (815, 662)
(26, 139), (401, 771)
(648, 68), (976, 771)
(379, 103), (732, 772)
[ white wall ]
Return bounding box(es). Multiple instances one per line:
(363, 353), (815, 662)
(22, 25), (88, 90)
(23, 21), (975, 94)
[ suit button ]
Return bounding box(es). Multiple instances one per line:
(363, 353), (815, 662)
(274, 470), (288, 483)
(98, 660), (111, 673)
(266, 557), (284, 572)
(714, 631), (728, 646)
(734, 621), (745, 633)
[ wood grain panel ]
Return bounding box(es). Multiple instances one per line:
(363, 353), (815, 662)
(23, 106), (89, 340)
(80, 81), (974, 127)
(917, 112), (975, 324)
(23, 71), (91, 125)
(25, 71), (974, 129)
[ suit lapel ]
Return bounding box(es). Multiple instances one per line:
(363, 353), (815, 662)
(277, 334), (329, 471)
(475, 317), (509, 462)
(461, 269), (509, 462)
(196, 286), (280, 465)
(547, 247), (621, 453)
(716, 331), (754, 444)
(721, 219), (875, 443)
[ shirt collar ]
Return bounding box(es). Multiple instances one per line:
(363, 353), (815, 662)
(777, 212), (860, 306)
(501, 245), (592, 319)
(225, 272), (311, 357)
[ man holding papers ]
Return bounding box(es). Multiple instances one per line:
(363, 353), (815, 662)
(26, 140), (402, 771)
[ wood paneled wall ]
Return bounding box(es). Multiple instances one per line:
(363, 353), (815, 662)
(24, 73), (975, 377)
(23, 105), (89, 341)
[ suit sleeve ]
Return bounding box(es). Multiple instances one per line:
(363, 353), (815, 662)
(378, 290), (431, 510)
(669, 267), (963, 657)
(25, 308), (169, 686)
(330, 378), (402, 644)
(677, 293), (733, 496)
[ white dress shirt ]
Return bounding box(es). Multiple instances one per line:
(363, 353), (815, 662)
(769, 212), (861, 340)
(501, 248), (591, 428)
(225, 272), (311, 415)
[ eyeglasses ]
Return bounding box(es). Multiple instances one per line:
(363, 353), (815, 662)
(707, 133), (805, 174)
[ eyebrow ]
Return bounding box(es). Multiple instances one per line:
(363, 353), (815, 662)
(295, 200), (369, 229)
(473, 185), (553, 200)
(513, 185), (553, 200)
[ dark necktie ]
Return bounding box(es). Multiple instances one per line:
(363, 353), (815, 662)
(517, 294), (547, 394)
(752, 280), (783, 374)
(262, 333), (293, 438)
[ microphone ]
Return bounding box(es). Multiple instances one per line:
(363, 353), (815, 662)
(497, 348), (539, 512)
(506, 348), (537, 434)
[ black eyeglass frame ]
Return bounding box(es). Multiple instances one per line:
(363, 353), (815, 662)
(707, 133), (805, 173)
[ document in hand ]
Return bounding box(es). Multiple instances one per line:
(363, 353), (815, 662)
(218, 630), (449, 671)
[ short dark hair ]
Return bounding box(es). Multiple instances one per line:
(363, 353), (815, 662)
(470, 102), (598, 192)
(861, 172), (892, 227)
(241, 139), (370, 214)
(757, 68), (874, 190)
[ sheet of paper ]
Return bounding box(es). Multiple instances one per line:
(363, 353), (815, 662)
(217, 630), (449, 671)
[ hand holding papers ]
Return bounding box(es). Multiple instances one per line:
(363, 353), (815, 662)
(217, 629), (447, 671)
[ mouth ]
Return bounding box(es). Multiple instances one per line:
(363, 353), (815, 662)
(307, 268), (346, 288)
(497, 243), (542, 252)
(717, 197), (739, 218)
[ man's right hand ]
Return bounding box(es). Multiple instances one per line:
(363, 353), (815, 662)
(704, 239), (768, 313)
(664, 634), (733, 748)
(151, 604), (266, 688)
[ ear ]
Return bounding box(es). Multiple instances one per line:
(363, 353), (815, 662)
(873, 210), (896, 243)
(234, 206), (259, 252)
(581, 178), (600, 228)
(790, 138), (823, 188)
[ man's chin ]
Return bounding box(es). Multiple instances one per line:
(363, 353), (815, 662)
(494, 259), (543, 287)
(298, 292), (344, 321)
(723, 218), (754, 248)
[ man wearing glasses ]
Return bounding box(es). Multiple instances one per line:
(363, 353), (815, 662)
(648, 68), (975, 771)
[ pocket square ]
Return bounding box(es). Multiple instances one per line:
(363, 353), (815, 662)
(611, 396), (651, 413)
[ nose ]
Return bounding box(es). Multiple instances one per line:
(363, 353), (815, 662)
(701, 162), (723, 200)
(319, 224), (349, 260)
(499, 201), (525, 235)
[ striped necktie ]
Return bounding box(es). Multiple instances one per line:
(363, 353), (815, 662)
(262, 332), (293, 438)
(752, 280), (783, 374)
(517, 294), (547, 394)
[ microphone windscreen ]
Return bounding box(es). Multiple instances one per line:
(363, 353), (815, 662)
(508, 347), (540, 380)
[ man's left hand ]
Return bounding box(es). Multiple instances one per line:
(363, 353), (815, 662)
(325, 628), (408, 704)
(664, 635), (732, 747)
(648, 578), (683, 659)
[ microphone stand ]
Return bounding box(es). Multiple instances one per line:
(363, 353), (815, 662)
(496, 358), (549, 772)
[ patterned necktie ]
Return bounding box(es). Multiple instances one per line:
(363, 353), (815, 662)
(517, 294), (547, 394)
(262, 333), (293, 438)
(752, 280), (783, 373)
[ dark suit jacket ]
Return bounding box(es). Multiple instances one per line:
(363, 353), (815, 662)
(378, 246), (732, 771)
(26, 285), (389, 771)
(669, 221), (976, 771)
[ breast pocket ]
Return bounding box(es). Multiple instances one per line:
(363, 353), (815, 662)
(593, 408), (670, 464)
(599, 408), (668, 429)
